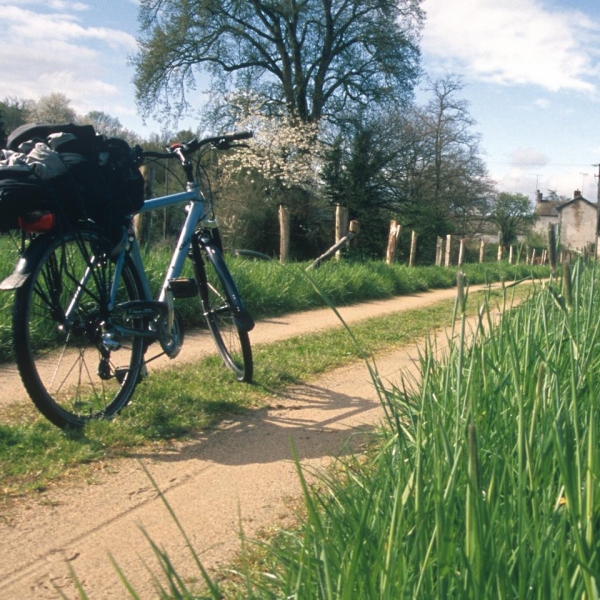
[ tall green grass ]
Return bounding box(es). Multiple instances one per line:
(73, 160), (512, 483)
(60, 260), (600, 598)
(221, 260), (600, 598)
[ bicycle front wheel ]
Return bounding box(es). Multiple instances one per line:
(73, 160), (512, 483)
(197, 246), (253, 383)
(13, 229), (145, 428)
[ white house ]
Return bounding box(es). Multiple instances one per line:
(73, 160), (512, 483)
(534, 190), (598, 252)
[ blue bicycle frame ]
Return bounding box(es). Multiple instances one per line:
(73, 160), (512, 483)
(113, 182), (213, 320)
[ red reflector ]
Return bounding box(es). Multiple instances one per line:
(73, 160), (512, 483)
(18, 212), (55, 233)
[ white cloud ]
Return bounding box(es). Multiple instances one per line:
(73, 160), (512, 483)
(422, 0), (600, 93)
(535, 98), (550, 109)
(0, 5), (136, 114)
(509, 147), (549, 167)
(493, 165), (598, 201)
(0, 0), (89, 9)
(546, 170), (596, 200)
(2, 6), (136, 51)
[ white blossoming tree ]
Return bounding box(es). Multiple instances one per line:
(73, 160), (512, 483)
(211, 96), (329, 259)
(218, 99), (324, 193)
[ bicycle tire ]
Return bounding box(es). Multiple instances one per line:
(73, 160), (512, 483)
(195, 243), (253, 383)
(13, 229), (145, 428)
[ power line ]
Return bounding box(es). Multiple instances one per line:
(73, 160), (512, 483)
(488, 162), (594, 167)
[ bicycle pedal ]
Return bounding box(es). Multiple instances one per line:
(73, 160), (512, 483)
(115, 364), (148, 384)
(137, 364), (149, 383)
(168, 277), (198, 298)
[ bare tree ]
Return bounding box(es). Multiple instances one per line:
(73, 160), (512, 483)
(133, 0), (423, 125)
(394, 76), (494, 235)
(82, 111), (124, 138)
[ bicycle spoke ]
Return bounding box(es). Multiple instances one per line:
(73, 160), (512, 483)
(14, 230), (145, 428)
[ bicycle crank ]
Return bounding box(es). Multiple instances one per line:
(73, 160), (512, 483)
(156, 308), (185, 358)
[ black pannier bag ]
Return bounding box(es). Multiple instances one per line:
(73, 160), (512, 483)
(0, 176), (51, 232)
(99, 137), (145, 219)
(0, 123), (144, 236)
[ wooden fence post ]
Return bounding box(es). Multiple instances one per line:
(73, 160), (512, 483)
(479, 240), (485, 263)
(134, 164), (154, 247)
(409, 230), (417, 267)
(335, 204), (349, 260)
(547, 223), (557, 274)
(445, 234), (452, 267)
(508, 245), (514, 265)
(279, 203), (290, 263)
(435, 236), (443, 266)
(531, 248), (536, 265)
(458, 238), (465, 267)
(497, 245), (503, 262)
(386, 220), (401, 265)
(349, 220), (360, 247)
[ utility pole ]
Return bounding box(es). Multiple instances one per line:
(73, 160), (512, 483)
(593, 164), (600, 202)
(580, 172), (589, 196)
(593, 164), (600, 254)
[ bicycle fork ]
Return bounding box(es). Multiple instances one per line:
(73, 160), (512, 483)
(189, 229), (255, 333)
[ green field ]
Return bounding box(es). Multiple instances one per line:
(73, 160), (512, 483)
(5, 230), (592, 598)
(49, 260), (598, 599)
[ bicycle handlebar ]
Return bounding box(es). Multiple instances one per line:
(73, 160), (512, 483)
(140, 131), (253, 160)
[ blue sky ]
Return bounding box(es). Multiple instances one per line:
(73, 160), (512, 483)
(1, 0), (599, 201)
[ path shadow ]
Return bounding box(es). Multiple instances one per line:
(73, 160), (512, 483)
(130, 380), (384, 467)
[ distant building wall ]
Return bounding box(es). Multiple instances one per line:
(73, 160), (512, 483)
(533, 215), (558, 236)
(533, 190), (560, 236)
(534, 190), (598, 251)
(558, 198), (597, 250)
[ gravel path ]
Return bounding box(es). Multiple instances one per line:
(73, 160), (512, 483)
(0, 285), (488, 599)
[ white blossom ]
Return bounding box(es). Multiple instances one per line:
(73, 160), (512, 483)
(218, 94), (324, 194)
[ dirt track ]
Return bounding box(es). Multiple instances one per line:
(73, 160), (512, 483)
(0, 285), (483, 599)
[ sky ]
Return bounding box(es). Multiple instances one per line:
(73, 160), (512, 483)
(1, 0), (600, 201)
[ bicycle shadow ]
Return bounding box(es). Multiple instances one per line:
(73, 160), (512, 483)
(130, 378), (386, 467)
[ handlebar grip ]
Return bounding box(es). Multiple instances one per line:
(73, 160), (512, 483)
(230, 131), (253, 141)
(141, 150), (173, 159)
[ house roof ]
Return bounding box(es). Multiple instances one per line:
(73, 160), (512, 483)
(536, 200), (561, 217)
(535, 193), (597, 218)
(555, 195), (597, 211)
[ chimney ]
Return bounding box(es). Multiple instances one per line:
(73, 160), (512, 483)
(575, 189), (582, 199)
(536, 190), (544, 203)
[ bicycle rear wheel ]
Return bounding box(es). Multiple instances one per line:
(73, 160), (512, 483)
(195, 243), (253, 383)
(13, 229), (145, 428)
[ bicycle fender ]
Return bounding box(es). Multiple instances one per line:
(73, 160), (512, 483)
(0, 234), (53, 290)
(201, 242), (255, 333)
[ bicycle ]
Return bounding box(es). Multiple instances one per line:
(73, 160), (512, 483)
(1, 132), (255, 429)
